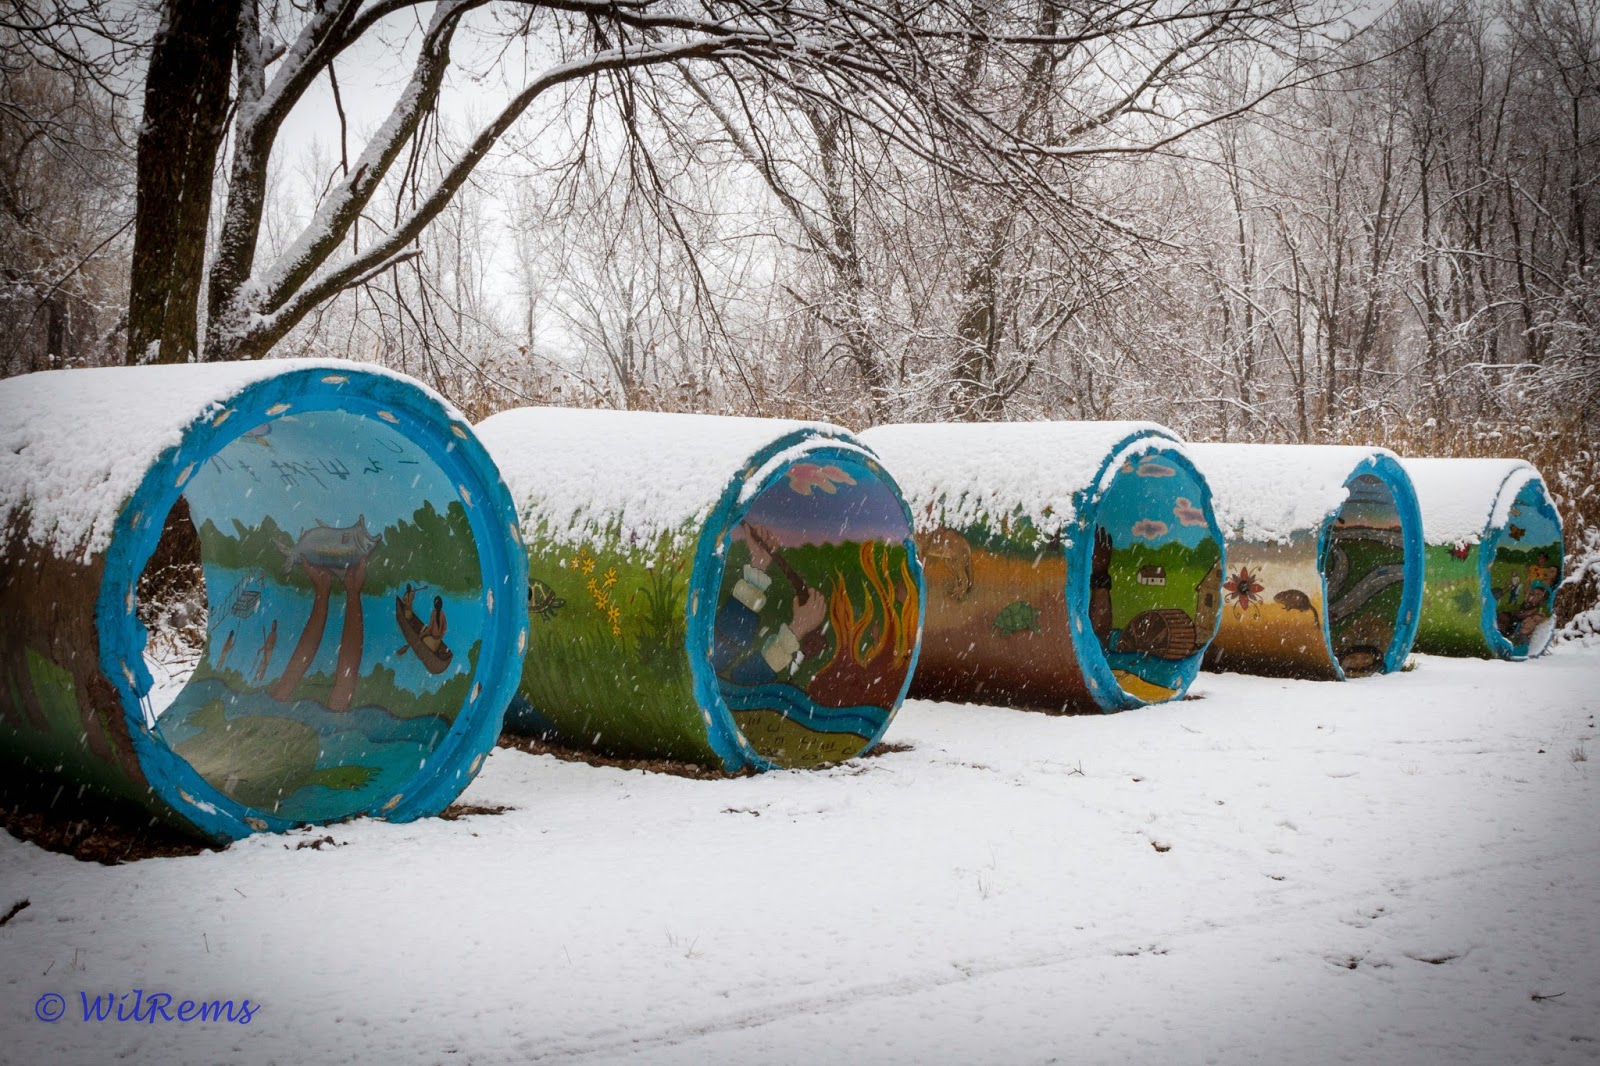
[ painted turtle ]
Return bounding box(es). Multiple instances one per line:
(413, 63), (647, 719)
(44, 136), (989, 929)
(528, 577), (566, 621)
(993, 600), (1042, 636)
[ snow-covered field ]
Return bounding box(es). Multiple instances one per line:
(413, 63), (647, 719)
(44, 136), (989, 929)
(3, 651), (1598, 1065)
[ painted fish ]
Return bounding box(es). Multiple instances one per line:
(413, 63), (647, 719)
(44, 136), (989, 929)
(277, 516), (382, 574)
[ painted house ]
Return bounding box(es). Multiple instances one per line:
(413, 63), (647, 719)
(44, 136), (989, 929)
(1138, 565), (1167, 586)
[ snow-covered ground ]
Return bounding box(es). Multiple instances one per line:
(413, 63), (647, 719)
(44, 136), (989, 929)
(3, 651), (1598, 1065)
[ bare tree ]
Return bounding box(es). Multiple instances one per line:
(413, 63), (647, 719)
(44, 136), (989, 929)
(104, 0), (1342, 380)
(0, 7), (137, 376)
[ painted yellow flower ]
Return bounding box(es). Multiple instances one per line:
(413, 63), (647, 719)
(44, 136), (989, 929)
(576, 554), (595, 575)
(610, 623), (622, 637)
(606, 605), (621, 626)
(602, 567), (617, 589)
(585, 577), (599, 594)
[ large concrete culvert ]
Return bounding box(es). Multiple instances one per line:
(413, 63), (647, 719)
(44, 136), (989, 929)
(1188, 444), (1425, 680)
(1404, 457), (1563, 661)
(861, 422), (1225, 712)
(0, 362), (527, 839)
(477, 408), (924, 771)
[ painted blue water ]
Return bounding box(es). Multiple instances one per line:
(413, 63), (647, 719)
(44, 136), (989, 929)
(151, 564), (484, 822)
(1104, 642), (1203, 693)
(157, 677), (453, 823)
(720, 681), (891, 738)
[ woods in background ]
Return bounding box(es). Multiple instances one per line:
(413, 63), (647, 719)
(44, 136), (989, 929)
(1, 0), (1596, 601)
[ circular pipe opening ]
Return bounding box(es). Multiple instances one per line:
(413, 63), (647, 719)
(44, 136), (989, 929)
(1076, 444), (1224, 706)
(1322, 469), (1414, 677)
(1483, 478), (1562, 659)
(702, 447), (921, 768)
(100, 371), (523, 837)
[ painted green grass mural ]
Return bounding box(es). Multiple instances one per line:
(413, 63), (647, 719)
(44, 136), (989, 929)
(479, 409), (923, 772)
(516, 529), (707, 763)
(1406, 458), (1564, 661)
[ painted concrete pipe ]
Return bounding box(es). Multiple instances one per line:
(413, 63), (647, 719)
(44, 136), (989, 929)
(859, 422), (1225, 712)
(475, 408), (923, 770)
(0, 361), (527, 839)
(1403, 458), (1563, 660)
(1187, 443), (1424, 680)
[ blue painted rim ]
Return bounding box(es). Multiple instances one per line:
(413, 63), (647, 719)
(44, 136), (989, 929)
(1478, 474), (1563, 661)
(1063, 430), (1226, 712)
(685, 430), (925, 771)
(94, 367), (528, 841)
(1312, 452), (1425, 679)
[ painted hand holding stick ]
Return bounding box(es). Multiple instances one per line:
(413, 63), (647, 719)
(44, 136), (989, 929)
(719, 522), (827, 681)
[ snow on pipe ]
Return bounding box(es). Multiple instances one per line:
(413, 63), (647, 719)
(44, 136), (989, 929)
(859, 423), (1225, 711)
(1186, 444), (1425, 680)
(0, 362), (528, 840)
(475, 408), (924, 770)
(1402, 458), (1562, 660)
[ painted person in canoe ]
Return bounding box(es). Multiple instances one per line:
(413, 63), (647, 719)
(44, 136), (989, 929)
(396, 584), (453, 674)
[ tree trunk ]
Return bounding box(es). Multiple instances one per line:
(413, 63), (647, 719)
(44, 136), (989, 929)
(949, 220), (1011, 421)
(126, 0), (242, 365)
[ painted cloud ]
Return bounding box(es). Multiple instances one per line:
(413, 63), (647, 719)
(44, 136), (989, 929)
(1132, 518), (1170, 540)
(1173, 497), (1208, 527)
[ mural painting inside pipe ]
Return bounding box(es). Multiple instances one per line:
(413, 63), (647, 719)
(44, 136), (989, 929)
(1092, 451), (1223, 702)
(912, 446), (1222, 709)
(709, 454), (920, 763)
(1485, 479), (1562, 657)
(143, 408), (489, 822)
(1422, 479), (1562, 659)
(515, 447), (920, 769)
(1322, 474), (1409, 676)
